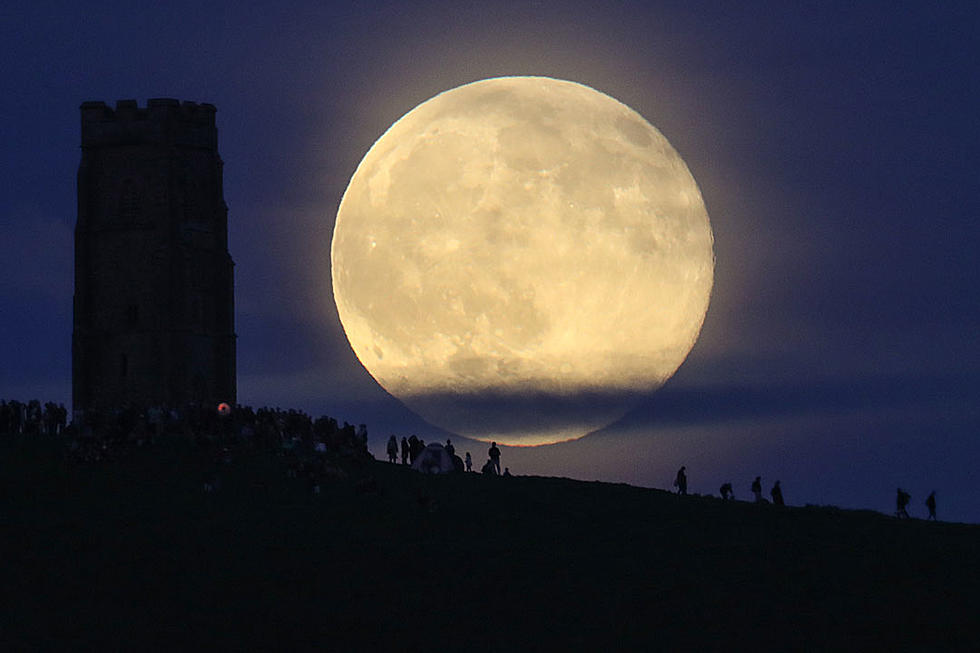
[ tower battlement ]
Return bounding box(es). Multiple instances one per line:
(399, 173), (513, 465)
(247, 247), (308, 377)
(80, 98), (217, 149)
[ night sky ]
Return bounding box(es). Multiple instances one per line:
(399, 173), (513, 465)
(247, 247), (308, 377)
(2, 2), (978, 521)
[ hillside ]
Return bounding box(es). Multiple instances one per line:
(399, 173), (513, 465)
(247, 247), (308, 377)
(2, 435), (977, 650)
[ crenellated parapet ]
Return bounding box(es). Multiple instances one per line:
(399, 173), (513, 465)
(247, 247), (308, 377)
(81, 98), (218, 149)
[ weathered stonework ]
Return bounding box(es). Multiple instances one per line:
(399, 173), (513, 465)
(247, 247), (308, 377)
(73, 99), (236, 412)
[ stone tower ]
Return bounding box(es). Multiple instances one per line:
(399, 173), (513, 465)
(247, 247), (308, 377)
(73, 99), (236, 413)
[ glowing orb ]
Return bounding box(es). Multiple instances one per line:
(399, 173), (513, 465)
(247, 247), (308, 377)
(332, 76), (714, 445)
(217, 402), (231, 416)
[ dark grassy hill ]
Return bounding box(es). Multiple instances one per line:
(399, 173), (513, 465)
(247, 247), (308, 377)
(2, 436), (977, 651)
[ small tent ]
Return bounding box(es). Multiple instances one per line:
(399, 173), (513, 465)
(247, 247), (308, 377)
(411, 443), (457, 474)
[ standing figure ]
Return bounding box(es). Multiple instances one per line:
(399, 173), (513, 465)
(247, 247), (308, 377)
(465, 452), (472, 472)
(488, 442), (501, 475)
(386, 435), (398, 463)
(408, 435), (420, 464)
(751, 476), (763, 503)
(401, 436), (409, 465)
(770, 480), (784, 506)
(673, 466), (688, 495)
(925, 491), (937, 521)
(896, 488), (911, 518)
(445, 439), (455, 456)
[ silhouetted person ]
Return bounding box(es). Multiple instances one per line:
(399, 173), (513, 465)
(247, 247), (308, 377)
(896, 488), (911, 518)
(386, 435), (398, 463)
(720, 482), (733, 500)
(489, 442), (501, 475)
(408, 435), (420, 464)
(465, 452), (472, 472)
(503, 467), (512, 477)
(56, 403), (67, 435)
(401, 436), (409, 465)
(926, 491), (937, 520)
(674, 466), (687, 495)
(770, 480), (784, 506)
(445, 438), (455, 456)
(482, 459), (497, 475)
(751, 476), (763, 503)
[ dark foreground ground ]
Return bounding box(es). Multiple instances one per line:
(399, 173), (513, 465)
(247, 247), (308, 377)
(2, 436), (978, 651)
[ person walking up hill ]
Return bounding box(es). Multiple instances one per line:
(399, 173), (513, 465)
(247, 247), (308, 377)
(926, 491), (937, 520)
(770, 480), (784, 506)
(674, 466), (688, 495)
(896, 488), (911, 518)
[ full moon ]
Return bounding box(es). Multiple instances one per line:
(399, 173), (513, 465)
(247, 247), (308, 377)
(332, 77), (713, 446)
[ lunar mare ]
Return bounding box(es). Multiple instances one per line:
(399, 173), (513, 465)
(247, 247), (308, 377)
(332, 77), (714, 445)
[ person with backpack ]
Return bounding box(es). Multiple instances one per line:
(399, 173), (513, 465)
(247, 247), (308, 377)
(673, 466), (688, 495)
(720, 482), (734, 500)
(896, 488), (911, 518)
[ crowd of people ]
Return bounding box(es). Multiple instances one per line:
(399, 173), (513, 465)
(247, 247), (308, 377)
(1, 398), (943, 519)
(0, 398), (372, 480)
(383, 434), (510, 477)
(0, 399), (68, 437)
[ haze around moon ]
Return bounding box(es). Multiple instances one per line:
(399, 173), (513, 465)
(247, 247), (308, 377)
(332, 77), (714, 445)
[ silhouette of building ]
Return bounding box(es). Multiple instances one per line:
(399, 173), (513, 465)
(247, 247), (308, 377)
(73, 99), (235, 412)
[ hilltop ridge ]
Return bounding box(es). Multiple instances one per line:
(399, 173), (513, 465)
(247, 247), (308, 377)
(2, 435), (977, 650)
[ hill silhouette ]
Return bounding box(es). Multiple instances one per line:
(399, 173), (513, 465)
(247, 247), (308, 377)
(2, 435), (977, 650)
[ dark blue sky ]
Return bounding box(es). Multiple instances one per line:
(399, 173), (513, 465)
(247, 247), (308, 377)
(2, 2), (978, 521)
